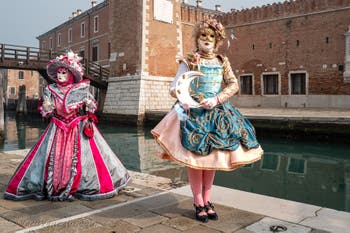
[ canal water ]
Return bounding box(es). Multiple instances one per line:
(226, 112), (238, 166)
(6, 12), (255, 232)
(1, 112), (350, 212)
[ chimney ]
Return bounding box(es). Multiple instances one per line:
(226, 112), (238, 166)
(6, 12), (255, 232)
(91, 1), (97, 7)
(72, 12), (77, 18)
(182, 0), (188, 4)
(215, 4), (221, 11)
(77, 9), (82, 15)
(196, 0), (202, 8)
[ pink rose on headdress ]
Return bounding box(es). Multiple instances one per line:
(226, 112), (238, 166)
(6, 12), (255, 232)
(216, 23), (223, 30)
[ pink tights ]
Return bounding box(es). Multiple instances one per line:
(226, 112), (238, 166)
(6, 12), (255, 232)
(187, 167), (216, 207)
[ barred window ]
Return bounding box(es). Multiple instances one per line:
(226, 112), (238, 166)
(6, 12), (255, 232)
(240, 75), (253, 95)
(290, 73), (306, 95)
(263, 74), (279, 95)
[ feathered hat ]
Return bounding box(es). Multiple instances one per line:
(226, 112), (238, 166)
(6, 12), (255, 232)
(47, 51), (84, 83)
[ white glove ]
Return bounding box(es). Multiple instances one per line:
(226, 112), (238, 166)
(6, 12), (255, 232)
(200, 96), (218, 110)
(42, 100), (55, 112)
(84, 98), (94, 108)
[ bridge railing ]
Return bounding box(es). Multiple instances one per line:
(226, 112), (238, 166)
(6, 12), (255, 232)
(0, 44), (60, 63)
(0, 43), (109, 81)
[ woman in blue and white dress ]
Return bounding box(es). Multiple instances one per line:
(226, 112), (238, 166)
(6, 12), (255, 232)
(152, 17), (263, 222)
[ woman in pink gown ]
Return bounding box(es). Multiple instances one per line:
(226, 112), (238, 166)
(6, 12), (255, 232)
(4, 51), (130, 201)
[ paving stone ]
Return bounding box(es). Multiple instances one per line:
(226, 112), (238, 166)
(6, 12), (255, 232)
(79, 194), (134, 209)
(87, 203), (149, 226)
(246, 217), (311, 233)
(99, 219), (141, 233)
(152, 198), (193, 218)
(136, 193), (189, 210)
(162, 216), (200, 231)
(0, 198), (49, 211)
(35, 217), (102, 233)
(45, 204), (93, 218)
(310, 229), (330, 233)
(204, 205), (264, 232)
(233, 229), (253, 233)
(0, 210), (59, 228)
(123, 211), (169, 228)
(183, 224), (222, 233)
(124, 187), (161, 198)
(0, 216), (23, 233)
(0, 206), (7, 214)
(138, 223), (182, 233)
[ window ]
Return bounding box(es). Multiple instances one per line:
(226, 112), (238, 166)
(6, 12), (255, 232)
(296, 40), (300, 47)
(240, 75), (253, 95)
(287, 158), (306, 174)
(49, 37), (53, 49)
(94, 16), (99, 33)
(18, 71), (24, 80)
(92, 45), (99, 61)
(261, 154), (279, 171)
(325, 37), (329, 44)
(68, 28), (72, 42)
(9, 87), (16, 95)
(263, 74), (279, 95)
(42, 41), (46, 49)
(290, 72), (306, 95)
(57, 33), (61, 47)
(81, 22), (85, 37)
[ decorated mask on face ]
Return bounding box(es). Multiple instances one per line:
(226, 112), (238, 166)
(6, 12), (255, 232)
(56, 67), (74, 86)
(197, 28), (216, 54)
(57, 67), (69, 83)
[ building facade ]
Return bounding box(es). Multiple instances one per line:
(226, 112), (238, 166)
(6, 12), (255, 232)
(4, 69), (42, 103)
(220, 0), (350, 108)
(37, 1), (110, 69)
(38, 0), (350, 123)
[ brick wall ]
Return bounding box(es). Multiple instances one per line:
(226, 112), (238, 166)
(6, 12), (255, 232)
(109, 0), (142, 77)
(6, 70), (40, 100)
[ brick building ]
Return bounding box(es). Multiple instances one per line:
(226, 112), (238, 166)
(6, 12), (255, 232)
(37, 1), (110, 68)
(38, 0), (350, 123)
(1, 69), (41, 107)
(220, 0), (350, 108)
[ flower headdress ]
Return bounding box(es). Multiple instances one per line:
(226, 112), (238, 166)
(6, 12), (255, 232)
(195, 16), (226, 41)
(47, 51), (84, 83)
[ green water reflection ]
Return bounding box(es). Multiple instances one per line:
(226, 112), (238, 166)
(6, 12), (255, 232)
(1, 112), (350, 212)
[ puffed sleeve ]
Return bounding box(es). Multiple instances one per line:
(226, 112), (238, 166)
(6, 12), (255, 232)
(217, 56), (239, 103)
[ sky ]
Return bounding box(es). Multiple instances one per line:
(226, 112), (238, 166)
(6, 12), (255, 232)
(0, 0), (282, 48)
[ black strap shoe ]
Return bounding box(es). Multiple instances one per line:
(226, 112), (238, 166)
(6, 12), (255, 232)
(205, 201), (218, 220)
(194, 204), (209, 223)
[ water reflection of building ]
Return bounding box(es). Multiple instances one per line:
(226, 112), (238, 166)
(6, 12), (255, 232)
(3, 115), (41, 150)
(215, 145), (350, 212)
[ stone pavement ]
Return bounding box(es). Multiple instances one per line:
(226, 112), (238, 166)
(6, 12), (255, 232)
(0, 151), (349, 233)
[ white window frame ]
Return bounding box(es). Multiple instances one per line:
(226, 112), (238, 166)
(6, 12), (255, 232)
(81, 22), (85, 38)
(57, 33), (62, 47)
(93, 15), (99, 33)
(9, 86), (16, 95)
(288, 71), (308, 95)
(239, 73), (254, 95)
(261, 72), (281, 96)
(18, 71), (24, 80)
(68, 28), (72, 43)
(49, 37), (53, 49)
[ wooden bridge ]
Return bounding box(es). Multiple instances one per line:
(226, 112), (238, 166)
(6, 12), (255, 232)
(0, 44), (108, 89)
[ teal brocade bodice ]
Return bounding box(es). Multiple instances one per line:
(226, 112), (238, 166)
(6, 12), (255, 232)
(180, 64), (260, 156)
(190, 64), (223, 101)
